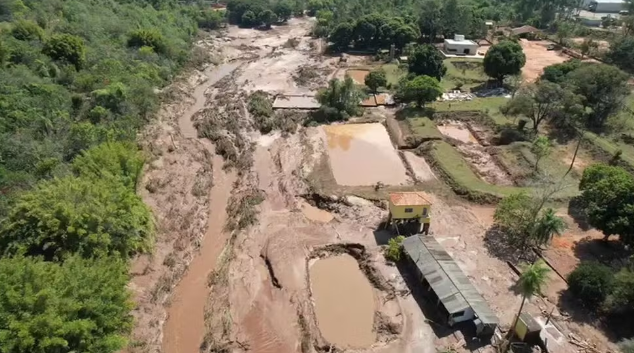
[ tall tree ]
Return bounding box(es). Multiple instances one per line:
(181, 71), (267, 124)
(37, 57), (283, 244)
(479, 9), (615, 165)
(364, 69), (387, 93)
(533, 208), (566, 245)
(395, 75), (443, 107)
(259, 9), (278, 29)
(493, 191), (566, 251)
(418, 0), (442, 43)
(328, 22), (354, 51)
(353, 16), (377, 48)
(531, 136), (552, 172)
(579, 164), (634, 244)
(502, 81), (574, 132)
(507, 260), (550, 341)
(408, 44), (447, 80)
(607, 36), (634, 74)
(316, 75), (364, 120)
(483, 41), (526, 82)
(566, 63), (629, 129)
(274, 1), (293, 22)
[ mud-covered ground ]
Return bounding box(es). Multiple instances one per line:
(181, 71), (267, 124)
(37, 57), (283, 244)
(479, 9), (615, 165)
(127, 17), (618, 353)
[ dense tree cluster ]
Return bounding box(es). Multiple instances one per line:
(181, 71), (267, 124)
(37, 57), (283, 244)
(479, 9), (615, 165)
(522, 61), (629, 131)
(227, 0), (295, 28)
(315, 0), (505, 52)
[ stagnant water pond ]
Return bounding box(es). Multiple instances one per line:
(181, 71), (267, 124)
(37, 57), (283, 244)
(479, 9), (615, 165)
(309, 254), (376, 348)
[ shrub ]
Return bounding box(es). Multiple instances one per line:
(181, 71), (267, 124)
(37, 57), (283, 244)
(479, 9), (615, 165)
(43, 34), (86, 70)
(72, 142), (145, 190)
(11, 19), (44, 41)
(384, 235), (405, 262)
(0, 176), (154, 261)
(127, 29), (167, 55)
(0, 255), (133, 353)
(567, 262), (615, 307)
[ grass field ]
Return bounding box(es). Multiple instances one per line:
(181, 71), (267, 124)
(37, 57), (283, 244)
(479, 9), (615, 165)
(442, 58), (488, 90)
(382, 63), (405, 87)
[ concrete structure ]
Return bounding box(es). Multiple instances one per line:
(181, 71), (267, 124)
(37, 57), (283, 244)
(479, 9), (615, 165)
(402, 235), (499, 336)
(387, 192), (431, 234)
(515, 312), (542, 342)
(443, 34), (479, 55)
(588, 0), (625, 12)
(272, 95), (320, 110)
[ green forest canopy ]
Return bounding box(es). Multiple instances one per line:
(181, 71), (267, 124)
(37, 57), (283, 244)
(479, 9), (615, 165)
(0, 0), (217, 351)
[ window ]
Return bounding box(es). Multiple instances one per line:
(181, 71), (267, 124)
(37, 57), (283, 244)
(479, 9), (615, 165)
(404, 208), (413, 213)
(422, 208), (428, 217)
(451, 311), (465, 318)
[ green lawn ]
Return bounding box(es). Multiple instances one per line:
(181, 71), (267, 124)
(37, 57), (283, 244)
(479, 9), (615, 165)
(497, 142), (587, 187)
(406, 116), (444, 140)
(431, 97), (512, 125)
(442, 58), (488, 90)
(382, 63), (406, 87)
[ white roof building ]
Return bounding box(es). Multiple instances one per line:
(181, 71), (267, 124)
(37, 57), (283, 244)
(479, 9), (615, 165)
(443, 34), (479, 55)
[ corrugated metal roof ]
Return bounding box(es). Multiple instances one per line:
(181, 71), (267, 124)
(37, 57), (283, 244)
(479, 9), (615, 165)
(402, 235), (499, 326)
(390, 192), (431, 206)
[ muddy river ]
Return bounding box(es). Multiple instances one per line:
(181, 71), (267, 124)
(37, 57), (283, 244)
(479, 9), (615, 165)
(310, 254), (376, 348)
(324, 123), (408, 186)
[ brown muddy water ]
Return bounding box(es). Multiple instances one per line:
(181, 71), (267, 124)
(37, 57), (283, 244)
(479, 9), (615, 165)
(324, 123), (408, 186)
(162, 155), (236, 353)
(164, 61), (240, 353)
(437, 123), (478, 144)
(310, 254), (376, 348)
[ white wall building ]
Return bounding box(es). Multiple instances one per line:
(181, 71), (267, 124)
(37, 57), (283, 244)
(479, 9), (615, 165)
(443, 34), (479, 55)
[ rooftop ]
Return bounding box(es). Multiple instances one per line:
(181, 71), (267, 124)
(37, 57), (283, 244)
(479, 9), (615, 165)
(445, 38), (478, 45)
(272, 95), (320, 110)
(402, 235), (499, 326)
(511, 25), (539, 35)
(389, 192), (431, 206)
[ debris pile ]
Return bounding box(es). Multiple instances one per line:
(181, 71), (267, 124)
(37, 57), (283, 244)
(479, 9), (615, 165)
(440, 90), (475, 101)
(473, 87), (511, 98)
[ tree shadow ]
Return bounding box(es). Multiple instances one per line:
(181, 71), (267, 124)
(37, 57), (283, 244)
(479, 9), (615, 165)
(567, 196), (591, 231)
(483, 225), (526, 263)
(556, 289), (620, 340)
(546, 125), (577, 144)
(572, 237), (631, 266)
(373, 228), (392, 246)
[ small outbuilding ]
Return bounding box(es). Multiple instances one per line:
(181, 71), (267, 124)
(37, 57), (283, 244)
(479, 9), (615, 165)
(444, 34), (479, 55)
(387, 192), (431, 234)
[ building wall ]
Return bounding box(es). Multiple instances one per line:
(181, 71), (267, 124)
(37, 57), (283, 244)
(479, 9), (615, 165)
(389, 203), (431, 223)
(444, 42), (479, 55)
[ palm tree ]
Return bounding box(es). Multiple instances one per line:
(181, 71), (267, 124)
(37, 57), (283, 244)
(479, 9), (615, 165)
(507, 260), (550, 341)
(532, 208), (567, 248)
